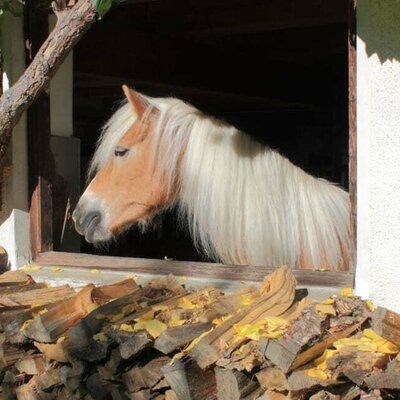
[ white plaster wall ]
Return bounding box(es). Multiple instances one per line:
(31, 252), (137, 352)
(0, 14), (30, 268)
(356, 0), (400, 312)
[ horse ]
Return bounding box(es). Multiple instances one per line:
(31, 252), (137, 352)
(72, 85), (350, 271)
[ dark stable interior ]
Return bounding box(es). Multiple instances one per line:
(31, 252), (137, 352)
(71, 0), (349, 262)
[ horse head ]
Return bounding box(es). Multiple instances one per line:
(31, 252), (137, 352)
(72, 85), (176, 244)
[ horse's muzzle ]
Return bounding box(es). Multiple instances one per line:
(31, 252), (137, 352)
(72, 191), (113, 243)
(72, 205), (106, 243)
(72, 209), (101, 235)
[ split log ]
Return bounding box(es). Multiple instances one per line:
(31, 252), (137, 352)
(2, 300), (63, 344)
(60, 360), (86, 392)
(66, 276), (185, 362)
(126, 390), (152, 400)
(215, 367), (261, 400)
(216, 342), (263, 372)
(98, 348), (123, 381)
(123, 356), (171, 394)
(165, 391), (178, 400)
(0, 284), (74, 309)
(163, 357), (217, 400)
(371, 307), (400, 347)
(86, 373), (127, 400)
(342, 386), (362, 400)
(0, 334), (25, 370)
(154, 322), (213, 354)
(364, 372), (400, 390)
(24, 279), (137, 343)
(360, 389), (383, 400)
(2, 369), (24, 399)
(255, 367), (288, 392)
(0, 282), (47, 296)
(264, 323), (365, 374)
(255, 390), (287, 400)
(56, 387), (82, 400)
(326, 348), (389, 386)
(386, 354), (400, 373)
(23, 284), (96, 343)
(109, 330), (153, 360)
(280, 296), (312, 321)
(148, 274), (186, 297)
(263, 296), (369, 373)
(190, 267), (297, 369)
(0, 270), (34, 287)
(309, 391), (340, 400)
(287, 370), (342, 392)
(15, 368), (62, 398)
(15, 386), (54, 400)
(91, 278), (139, 301)
(154, 287), (224, 327)
(217, 297), (311, 372)
(196, 286), (258, 323)
(35, 341), (68, 363)
(65, 293), (143, 362)
(111, 274), (188, 328)
(14, 354), (51, 375)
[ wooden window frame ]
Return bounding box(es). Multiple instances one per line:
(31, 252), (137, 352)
(27, 1), (357, 289)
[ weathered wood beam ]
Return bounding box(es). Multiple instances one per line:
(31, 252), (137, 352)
(348, 0), (357, 273)
(34, 251), (355, 288)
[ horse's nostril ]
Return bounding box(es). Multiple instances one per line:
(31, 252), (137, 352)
(82, 211), (101, 231)
(74, 209), (102, 236)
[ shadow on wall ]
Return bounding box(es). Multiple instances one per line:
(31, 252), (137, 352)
(357, 0), (400, 63)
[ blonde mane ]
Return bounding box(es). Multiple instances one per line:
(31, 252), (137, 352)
(90, 95), (350, 270)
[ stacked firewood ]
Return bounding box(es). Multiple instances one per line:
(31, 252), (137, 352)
(0, 266), (399, 400)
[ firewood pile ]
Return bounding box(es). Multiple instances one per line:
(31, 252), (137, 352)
(0, 266), (399, 400)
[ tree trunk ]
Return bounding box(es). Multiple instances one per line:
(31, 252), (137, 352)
(0, 0), (99, 162)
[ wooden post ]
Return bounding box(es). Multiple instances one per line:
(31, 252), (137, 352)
(29, 178), (53, 260)
(25, 3), (53, 259)
(348, 0), (357, 274)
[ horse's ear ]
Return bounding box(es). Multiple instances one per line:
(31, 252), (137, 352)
(122, 85), (148, 116)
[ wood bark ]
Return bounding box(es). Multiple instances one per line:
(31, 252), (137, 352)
(371, 307), (400, 347)
(122, 356), (171, 394)
(0, 0), (99, 162)
(215, 367), (261, 400)
(263, 296), (370, 373)
(364, 373), (400, 390)
(326, 348), (389, 386)
(163, 357), (217, 400)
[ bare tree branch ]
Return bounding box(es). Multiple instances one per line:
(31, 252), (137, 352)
(0, 0), (100, 162)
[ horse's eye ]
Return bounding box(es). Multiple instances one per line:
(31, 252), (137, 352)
(114, 147), (129, 157)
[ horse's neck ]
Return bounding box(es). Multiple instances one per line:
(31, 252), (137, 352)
(178, 124), (294, 262)
(177, 122), (349, 270)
